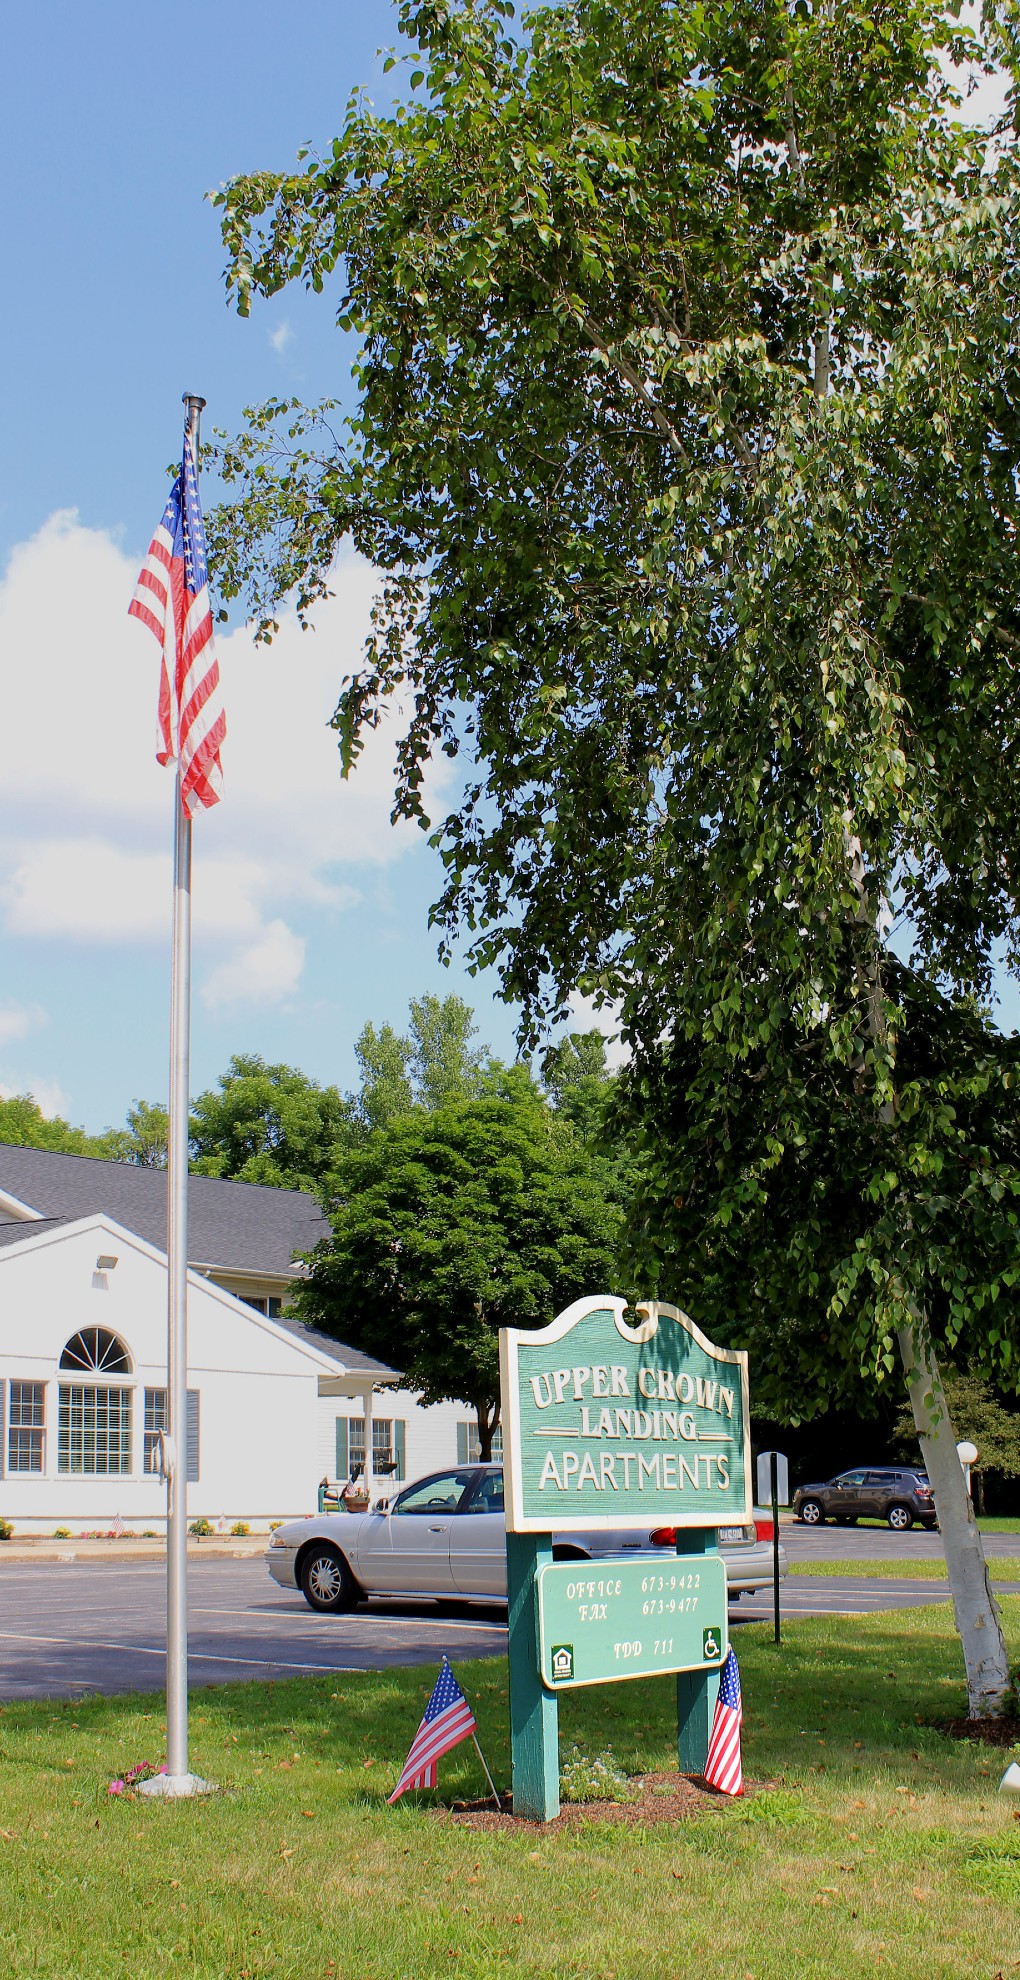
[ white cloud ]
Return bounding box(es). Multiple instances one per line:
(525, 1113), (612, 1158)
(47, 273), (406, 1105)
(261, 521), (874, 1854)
(203, 920), (306, 1010)
(0, 512), (452, 1009)
(0, 1074), (70, 1119)
(0, 1002), (44, 1048)
(566, 990), (630, 1072)
(269, 320), (295, 355)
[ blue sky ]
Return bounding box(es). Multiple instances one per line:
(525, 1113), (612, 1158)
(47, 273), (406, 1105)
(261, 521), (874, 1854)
(1, 6), (1014, 1132)
(0, 0), (542, 1131)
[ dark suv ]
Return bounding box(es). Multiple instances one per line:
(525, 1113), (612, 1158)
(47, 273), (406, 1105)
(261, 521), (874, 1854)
(793, 1468), (937, 1531)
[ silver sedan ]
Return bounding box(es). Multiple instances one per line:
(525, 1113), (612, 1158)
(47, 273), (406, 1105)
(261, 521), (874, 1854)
(267, 1464), (787, 1612)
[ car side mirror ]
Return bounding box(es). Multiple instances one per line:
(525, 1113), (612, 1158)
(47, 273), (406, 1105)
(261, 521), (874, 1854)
(374, 1497), (391, 1514)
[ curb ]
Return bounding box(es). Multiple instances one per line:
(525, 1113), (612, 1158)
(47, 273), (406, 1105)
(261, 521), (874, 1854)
(0, 1537), (270, 1563)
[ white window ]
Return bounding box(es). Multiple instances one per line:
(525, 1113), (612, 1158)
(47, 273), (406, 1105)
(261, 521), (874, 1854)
(345, 1417), (405, 1479)
(59, 1328), (132, 1375)
(58, 1384), (132, 1474)
(143, 1387), (200, 1482)
(8, 1382), (45, 1473)
(143, 1388), (168, 1473)
(55, 1330), (133, 1474)
(457, 1421), (502, 1464)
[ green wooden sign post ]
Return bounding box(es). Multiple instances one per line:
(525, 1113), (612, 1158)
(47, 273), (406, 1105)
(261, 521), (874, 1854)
(500, 1296), (750, 1822)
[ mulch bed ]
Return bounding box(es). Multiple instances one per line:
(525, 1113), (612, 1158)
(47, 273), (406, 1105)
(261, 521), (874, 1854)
(932, 1717), (1020, 1749)
(440, 1771), (757, 1830)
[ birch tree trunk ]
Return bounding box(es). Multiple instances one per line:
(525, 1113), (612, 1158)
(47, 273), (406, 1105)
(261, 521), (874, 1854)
(897, 1320), (1011, 1717)
(844, 829), (1011, 1715)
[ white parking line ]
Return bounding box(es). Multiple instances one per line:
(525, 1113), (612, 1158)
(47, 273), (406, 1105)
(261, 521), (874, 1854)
(190, 1606), (509, 1632)
(0, 1630), (366, 1675)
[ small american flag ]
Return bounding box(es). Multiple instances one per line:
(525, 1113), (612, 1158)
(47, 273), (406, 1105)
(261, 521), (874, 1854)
(703, 1647), (743, 1796)
(387, 1657), (476, 1803)
(129, 423), (226, 814)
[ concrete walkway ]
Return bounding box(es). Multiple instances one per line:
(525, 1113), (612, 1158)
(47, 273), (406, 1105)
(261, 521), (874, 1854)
(0, 1534), (268, 1562)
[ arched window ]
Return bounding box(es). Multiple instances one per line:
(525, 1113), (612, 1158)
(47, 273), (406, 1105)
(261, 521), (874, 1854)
(59, 1327), (132, 1375)
(58, 1329), (134, 1475)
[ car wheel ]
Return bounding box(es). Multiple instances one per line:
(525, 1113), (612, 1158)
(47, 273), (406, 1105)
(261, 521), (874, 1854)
(798, 1499), (824, 1525)
(887, 1503), (913, 1532)
(300, 1544), (357, 1612)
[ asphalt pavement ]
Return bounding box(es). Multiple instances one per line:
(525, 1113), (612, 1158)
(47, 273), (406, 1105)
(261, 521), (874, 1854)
(2, 1528), (1018, 1701)
(0, 1557), (510, 1700)
(779, 1520), (1020, 1562)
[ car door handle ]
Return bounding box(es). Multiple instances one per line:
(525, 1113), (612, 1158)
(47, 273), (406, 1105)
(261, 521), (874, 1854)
(428, 1524), (447, 1534)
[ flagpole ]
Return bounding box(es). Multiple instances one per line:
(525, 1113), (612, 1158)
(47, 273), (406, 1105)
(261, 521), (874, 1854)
(471, 1734), (502, 1811)
(141, 390), (209, 1799)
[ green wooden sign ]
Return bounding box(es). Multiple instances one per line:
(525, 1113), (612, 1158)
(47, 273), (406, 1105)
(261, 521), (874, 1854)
(500, 1296), (751, 1532)
(536, 1555), (729, 1690)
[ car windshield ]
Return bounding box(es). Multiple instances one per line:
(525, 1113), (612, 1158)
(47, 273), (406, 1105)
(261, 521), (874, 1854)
(391, 1470), (475, 1515)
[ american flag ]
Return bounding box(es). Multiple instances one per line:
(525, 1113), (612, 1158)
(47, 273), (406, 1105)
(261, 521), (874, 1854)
(129, 424), (226, 814)
(387, 1657), (476, 1803)
(703, 1647), (743, 1796)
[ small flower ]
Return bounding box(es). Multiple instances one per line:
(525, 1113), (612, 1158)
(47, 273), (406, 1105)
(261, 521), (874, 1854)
(108, 1780), (125, 1796)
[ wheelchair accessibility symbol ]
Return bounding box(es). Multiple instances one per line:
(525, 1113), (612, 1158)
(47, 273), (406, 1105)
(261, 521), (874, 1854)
(702, 1627), (722, 1661)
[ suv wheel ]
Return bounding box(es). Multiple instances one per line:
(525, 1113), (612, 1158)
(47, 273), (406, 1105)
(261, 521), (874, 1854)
(886, 1503), (913, 1532)
(798, 1498), (825, 1525)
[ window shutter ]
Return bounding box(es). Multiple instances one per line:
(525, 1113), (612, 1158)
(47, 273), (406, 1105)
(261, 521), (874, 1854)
(393, 1419), (405, 1479)
(0, 1381), (5, 1478)
(456, 1421), (468, 1465)
(335, 1416), (348, 1479)
(186, 1390), (200, 1483)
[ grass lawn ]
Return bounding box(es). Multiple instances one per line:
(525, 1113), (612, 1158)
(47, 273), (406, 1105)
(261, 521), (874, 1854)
(787, 1557), (1020, 1579)
(2, 1602), (1019, 1980)
(781, 1516), (1020, 1534)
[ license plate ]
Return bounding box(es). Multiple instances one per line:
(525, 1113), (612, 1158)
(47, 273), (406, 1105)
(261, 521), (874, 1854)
(718, 1526), (743, 1544)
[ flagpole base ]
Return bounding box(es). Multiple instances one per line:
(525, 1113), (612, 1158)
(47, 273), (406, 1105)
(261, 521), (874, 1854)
(137, 1772), (214, 1800)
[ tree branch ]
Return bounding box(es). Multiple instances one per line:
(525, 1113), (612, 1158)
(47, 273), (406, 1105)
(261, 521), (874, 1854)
(572, 307), (692, 466)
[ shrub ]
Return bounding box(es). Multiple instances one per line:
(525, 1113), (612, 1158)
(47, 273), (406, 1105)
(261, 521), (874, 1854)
(230, 1521), (250, 1536)
(560, 1746), (636, 1804)
(53, 1527), (72, 1539)
(0, 1517), (13, 1542)
(188, 1517), (213, 1538)
(268, 1520), (283, 1531)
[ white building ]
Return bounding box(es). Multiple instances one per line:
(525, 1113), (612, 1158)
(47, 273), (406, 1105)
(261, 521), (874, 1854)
(0, 1145), (486, 1534)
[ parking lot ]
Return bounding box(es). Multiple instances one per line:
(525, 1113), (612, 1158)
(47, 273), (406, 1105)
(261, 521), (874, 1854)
(2, 1527), (1018, 1701)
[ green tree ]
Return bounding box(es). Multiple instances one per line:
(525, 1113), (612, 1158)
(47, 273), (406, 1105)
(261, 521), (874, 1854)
(615, 964), (1020, 1426)
(298, 1096), (624, 1454)
(543, 1029), (615, 1143)
(112, 1100), (169, 1168)
(354, 1022), (415, 1130)
(354, 993), (493, 1125)
(408, 992), (490, 1109)
(895, 1370), (1020, 1506)
(189, 1055), (352, 1192)
(213, 0), (1020, 1708)
(0, 1092), (123, 1160)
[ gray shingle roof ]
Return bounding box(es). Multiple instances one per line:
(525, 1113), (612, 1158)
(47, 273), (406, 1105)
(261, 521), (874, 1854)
(0, 1147), (399, 1381)
(272, 1311), (398, 1380)
(0, 1214), (70, 1250)
(0, 1141), (330, 1278)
